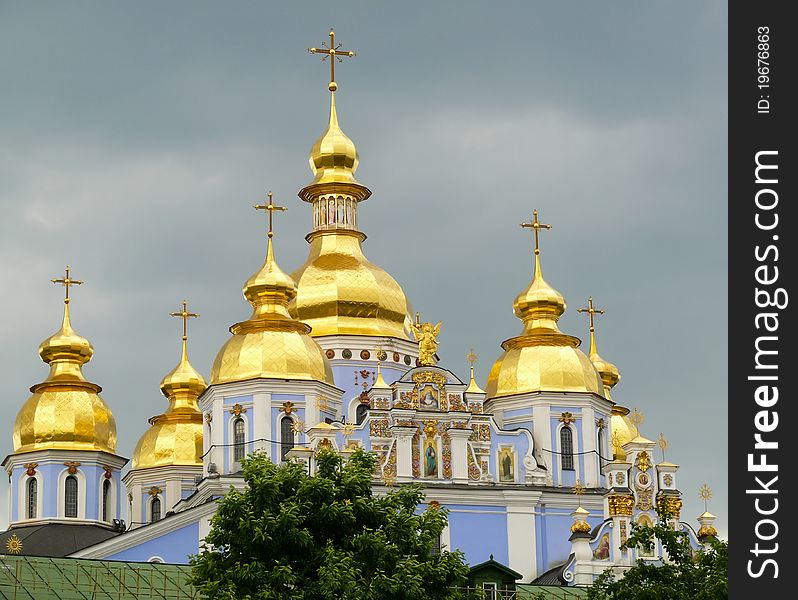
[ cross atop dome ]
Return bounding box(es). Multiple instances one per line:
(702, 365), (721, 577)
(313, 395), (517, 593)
(254, 191), (287, 239)
(308, 29), (356, 92)
(520, 210), (552, 256)
(51, 266), (83, 304)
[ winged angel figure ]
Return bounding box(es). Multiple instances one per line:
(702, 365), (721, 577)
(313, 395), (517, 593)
(411, 313), (441, 366)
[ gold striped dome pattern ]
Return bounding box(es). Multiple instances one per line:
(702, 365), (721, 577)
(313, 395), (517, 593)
(132, 305), (207, 470)
(211, 234), (334, 385)
(13, 294), (116, 454)
(486, 248), (603, 399)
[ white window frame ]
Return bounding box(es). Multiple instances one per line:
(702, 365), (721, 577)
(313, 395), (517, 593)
(57, 467), (86, 519)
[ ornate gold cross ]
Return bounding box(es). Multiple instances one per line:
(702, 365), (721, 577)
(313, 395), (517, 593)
(170, 300), (199, 341)
(254, 191), (287, 239)
(699, 484), (712, 512)
(308, 29), (356, 92)
(657, 433), (668, 462)
(577, 296), (605, 334)
(629, 408), (644, 437)
(520, 210), (552, 255)
(573, 479), (586, 507)
(51, 266), (83, 304)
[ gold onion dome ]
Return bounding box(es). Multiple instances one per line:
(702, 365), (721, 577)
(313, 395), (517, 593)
(486, 220), (603, 398)
(132, 305), (207, 470)
(212, 229), (334, 385)
(579, 297), (621, 400)
(13, 275), (116, 454)
(291, 89), (412, 339)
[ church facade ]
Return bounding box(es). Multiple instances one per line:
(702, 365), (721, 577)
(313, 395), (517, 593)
(1, 32), (718, 587)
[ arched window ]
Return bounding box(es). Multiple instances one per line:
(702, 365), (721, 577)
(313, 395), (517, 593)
(64, 475), (78, 518)
(560, 426), (574, 471)
(151, 497), (162, 523)
(430, 533), (441, 556)
(102, 479), (111, 522)
(280, 416), (294, 462)
(27, 478), (37, 519)
(356, 403), (369, 425)
(233, 418), (246, 463)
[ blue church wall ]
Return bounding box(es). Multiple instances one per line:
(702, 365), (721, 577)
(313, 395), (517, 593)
(490, 431), (531, 480)
(503, 407), (533, 420)
(11, 460), (122, 522)
(447, 504), (509, 566)
(106, 521), (200, 564)
(331, 363), (407, 408)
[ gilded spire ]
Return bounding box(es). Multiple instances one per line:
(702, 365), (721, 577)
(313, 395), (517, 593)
(577, 296), (620, 399)
(514, 211), (566, 333)
(244, 195), (298, 322)
(39, 267), (93, 384)
(465, 349), (485, 394)
(305, 29), (363, 188)
(372, 346), (390, 389)
(160, 301), (206, 410)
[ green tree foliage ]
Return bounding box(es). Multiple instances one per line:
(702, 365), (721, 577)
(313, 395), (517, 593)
(190, 449), (472, 599)
(587, 507), (728, 600)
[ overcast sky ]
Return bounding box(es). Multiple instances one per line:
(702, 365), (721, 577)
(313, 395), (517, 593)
(0, 1), (727, 535)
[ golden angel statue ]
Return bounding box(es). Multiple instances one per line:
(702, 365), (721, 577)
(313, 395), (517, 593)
(411, 313), (441, 366)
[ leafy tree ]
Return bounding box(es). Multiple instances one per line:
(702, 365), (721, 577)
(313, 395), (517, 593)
(587, 506), (728, 599)
(190, 448), (472, 599)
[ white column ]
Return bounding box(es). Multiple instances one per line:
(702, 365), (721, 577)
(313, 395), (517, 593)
(253, 392), (269, 455)
(507, 506), (537, 582)
(581, 406), (598, 487)
(390, 426), (416, 480)
(448, 428), (472, 483)
(165, 478), (180, 514)
(210, 397), (224, 474)
(532, 404), (551, 471)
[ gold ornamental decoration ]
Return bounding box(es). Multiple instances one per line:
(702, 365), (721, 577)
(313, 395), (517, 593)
(559, 412), (575, 425)
(281, 401), (295, 415)
(698, 524), (718, 538)
(570, 519), (592, 534)
(229, 403), (247, 416)
(291, 420), (306, 434)
(657, 496), (683, 520)
(635, 451), (651, 473)
(148, 486), (162, 497)
(24, 462), (38, 476)
(699, 484), (713, 511)
(607, 494), (635, 517)
(411, 313), (441, 366)
(64, 461), (81, 475)
(308, 29), (356, 93)
(5, 534), (23, 555)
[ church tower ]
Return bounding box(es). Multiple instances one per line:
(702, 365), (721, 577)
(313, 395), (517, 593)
(290, 30), (418, 417)
(201, 194), (342, 481)
(2, 268), (127, 550)
(125, 302), (206, 528)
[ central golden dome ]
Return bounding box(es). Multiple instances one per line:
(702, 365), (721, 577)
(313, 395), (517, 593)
(486, 251), (603, 398)
(291, 90), (412, 339)
(211, 235), (334, 384)
(132, 331), (206, 470)
(13, 299), (116, 454)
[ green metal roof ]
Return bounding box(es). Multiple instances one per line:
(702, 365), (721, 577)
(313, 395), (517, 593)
(0, 555), (199, 600)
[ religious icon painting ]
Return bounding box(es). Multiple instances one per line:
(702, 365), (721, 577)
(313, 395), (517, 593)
(498, 447), (515, 483)
(424, 439), (438, 477)
(418, 384), (439, 410)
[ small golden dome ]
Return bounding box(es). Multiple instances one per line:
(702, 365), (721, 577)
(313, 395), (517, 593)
(308, 92), (360, 186)
(579, 300), (620, 400)
(610, 405), (635, 460)
(290, 230), (412, 339)
(132, 335), (206, 470)
(13, 300), (116, 454)
(212, 237), (334, 385)
(486, 253), (603, 398)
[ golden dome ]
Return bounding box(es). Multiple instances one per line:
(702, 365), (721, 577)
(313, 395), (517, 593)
(308, 92), (360, 186)
(290, 230), (411, 338)
(13, 299), (116, 454)
(486, 252), (603, 398)
(132, 331), (206, 470)
(212, 236), (334, 385)
(610, 405), (635, 461)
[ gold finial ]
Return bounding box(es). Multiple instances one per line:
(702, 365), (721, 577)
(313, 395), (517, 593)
(611, 430), (623, 458)
(254, 191), (288, 239)
(577, 296), (605, 354)
(410, 313), (442, 366)
(467, 348), (478, 366)
(629, 408), (644, 437)
(520, 210), (552, 256)
(170, 300), (199, 342)
(308, 28), (356, 92)
(657, 433), (668, 462)
(51, 266), (84, 304)
(699, 484), (712, 512)
(573, 479), (586, 507)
